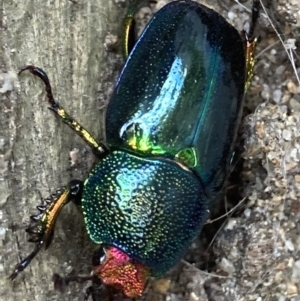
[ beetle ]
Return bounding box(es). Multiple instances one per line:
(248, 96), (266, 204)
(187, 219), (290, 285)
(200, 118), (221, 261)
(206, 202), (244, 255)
(10, 0), (259, 300)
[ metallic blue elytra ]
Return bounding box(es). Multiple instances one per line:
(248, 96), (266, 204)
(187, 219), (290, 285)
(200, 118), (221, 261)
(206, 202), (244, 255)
(107, 0), (246, 198)
(12, 0), (258, 299)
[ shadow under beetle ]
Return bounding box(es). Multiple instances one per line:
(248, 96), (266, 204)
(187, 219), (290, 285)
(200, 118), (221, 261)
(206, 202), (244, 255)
(10, 0), (260, 300)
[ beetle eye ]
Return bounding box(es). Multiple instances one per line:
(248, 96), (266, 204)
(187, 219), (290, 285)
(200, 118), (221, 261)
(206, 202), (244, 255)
(92, 247), (106, 266)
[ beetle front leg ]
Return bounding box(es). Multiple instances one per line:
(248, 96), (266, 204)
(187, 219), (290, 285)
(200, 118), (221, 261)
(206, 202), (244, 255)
(53, 273), (114, 301)
(18, 66), (109, 158)
(9, 180), (83, 280)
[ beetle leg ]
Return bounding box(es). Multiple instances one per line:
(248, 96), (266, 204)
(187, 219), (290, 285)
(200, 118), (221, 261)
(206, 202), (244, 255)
(122, 0), (153, 59)
(52, 273), (94, 293)
(18, 65), (109, 158)
(244, 0), (260, 91)
(53, 273), (113, 301)
(9, 180), (83, 280)
(122, 0), (140, 59)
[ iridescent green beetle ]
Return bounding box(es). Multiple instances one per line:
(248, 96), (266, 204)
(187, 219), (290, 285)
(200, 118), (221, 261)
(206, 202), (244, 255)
(10, 0), (259, 299)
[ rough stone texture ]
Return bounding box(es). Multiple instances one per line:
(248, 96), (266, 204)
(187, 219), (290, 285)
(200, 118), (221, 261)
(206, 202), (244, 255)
(1, 0), (300, 301)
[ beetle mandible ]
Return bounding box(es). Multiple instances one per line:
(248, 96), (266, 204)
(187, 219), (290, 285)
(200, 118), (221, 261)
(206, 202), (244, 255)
(10, 0), (259, 299)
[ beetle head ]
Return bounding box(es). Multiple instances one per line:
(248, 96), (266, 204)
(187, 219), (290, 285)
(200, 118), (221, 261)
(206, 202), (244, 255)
(92, 246), (150, 298)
